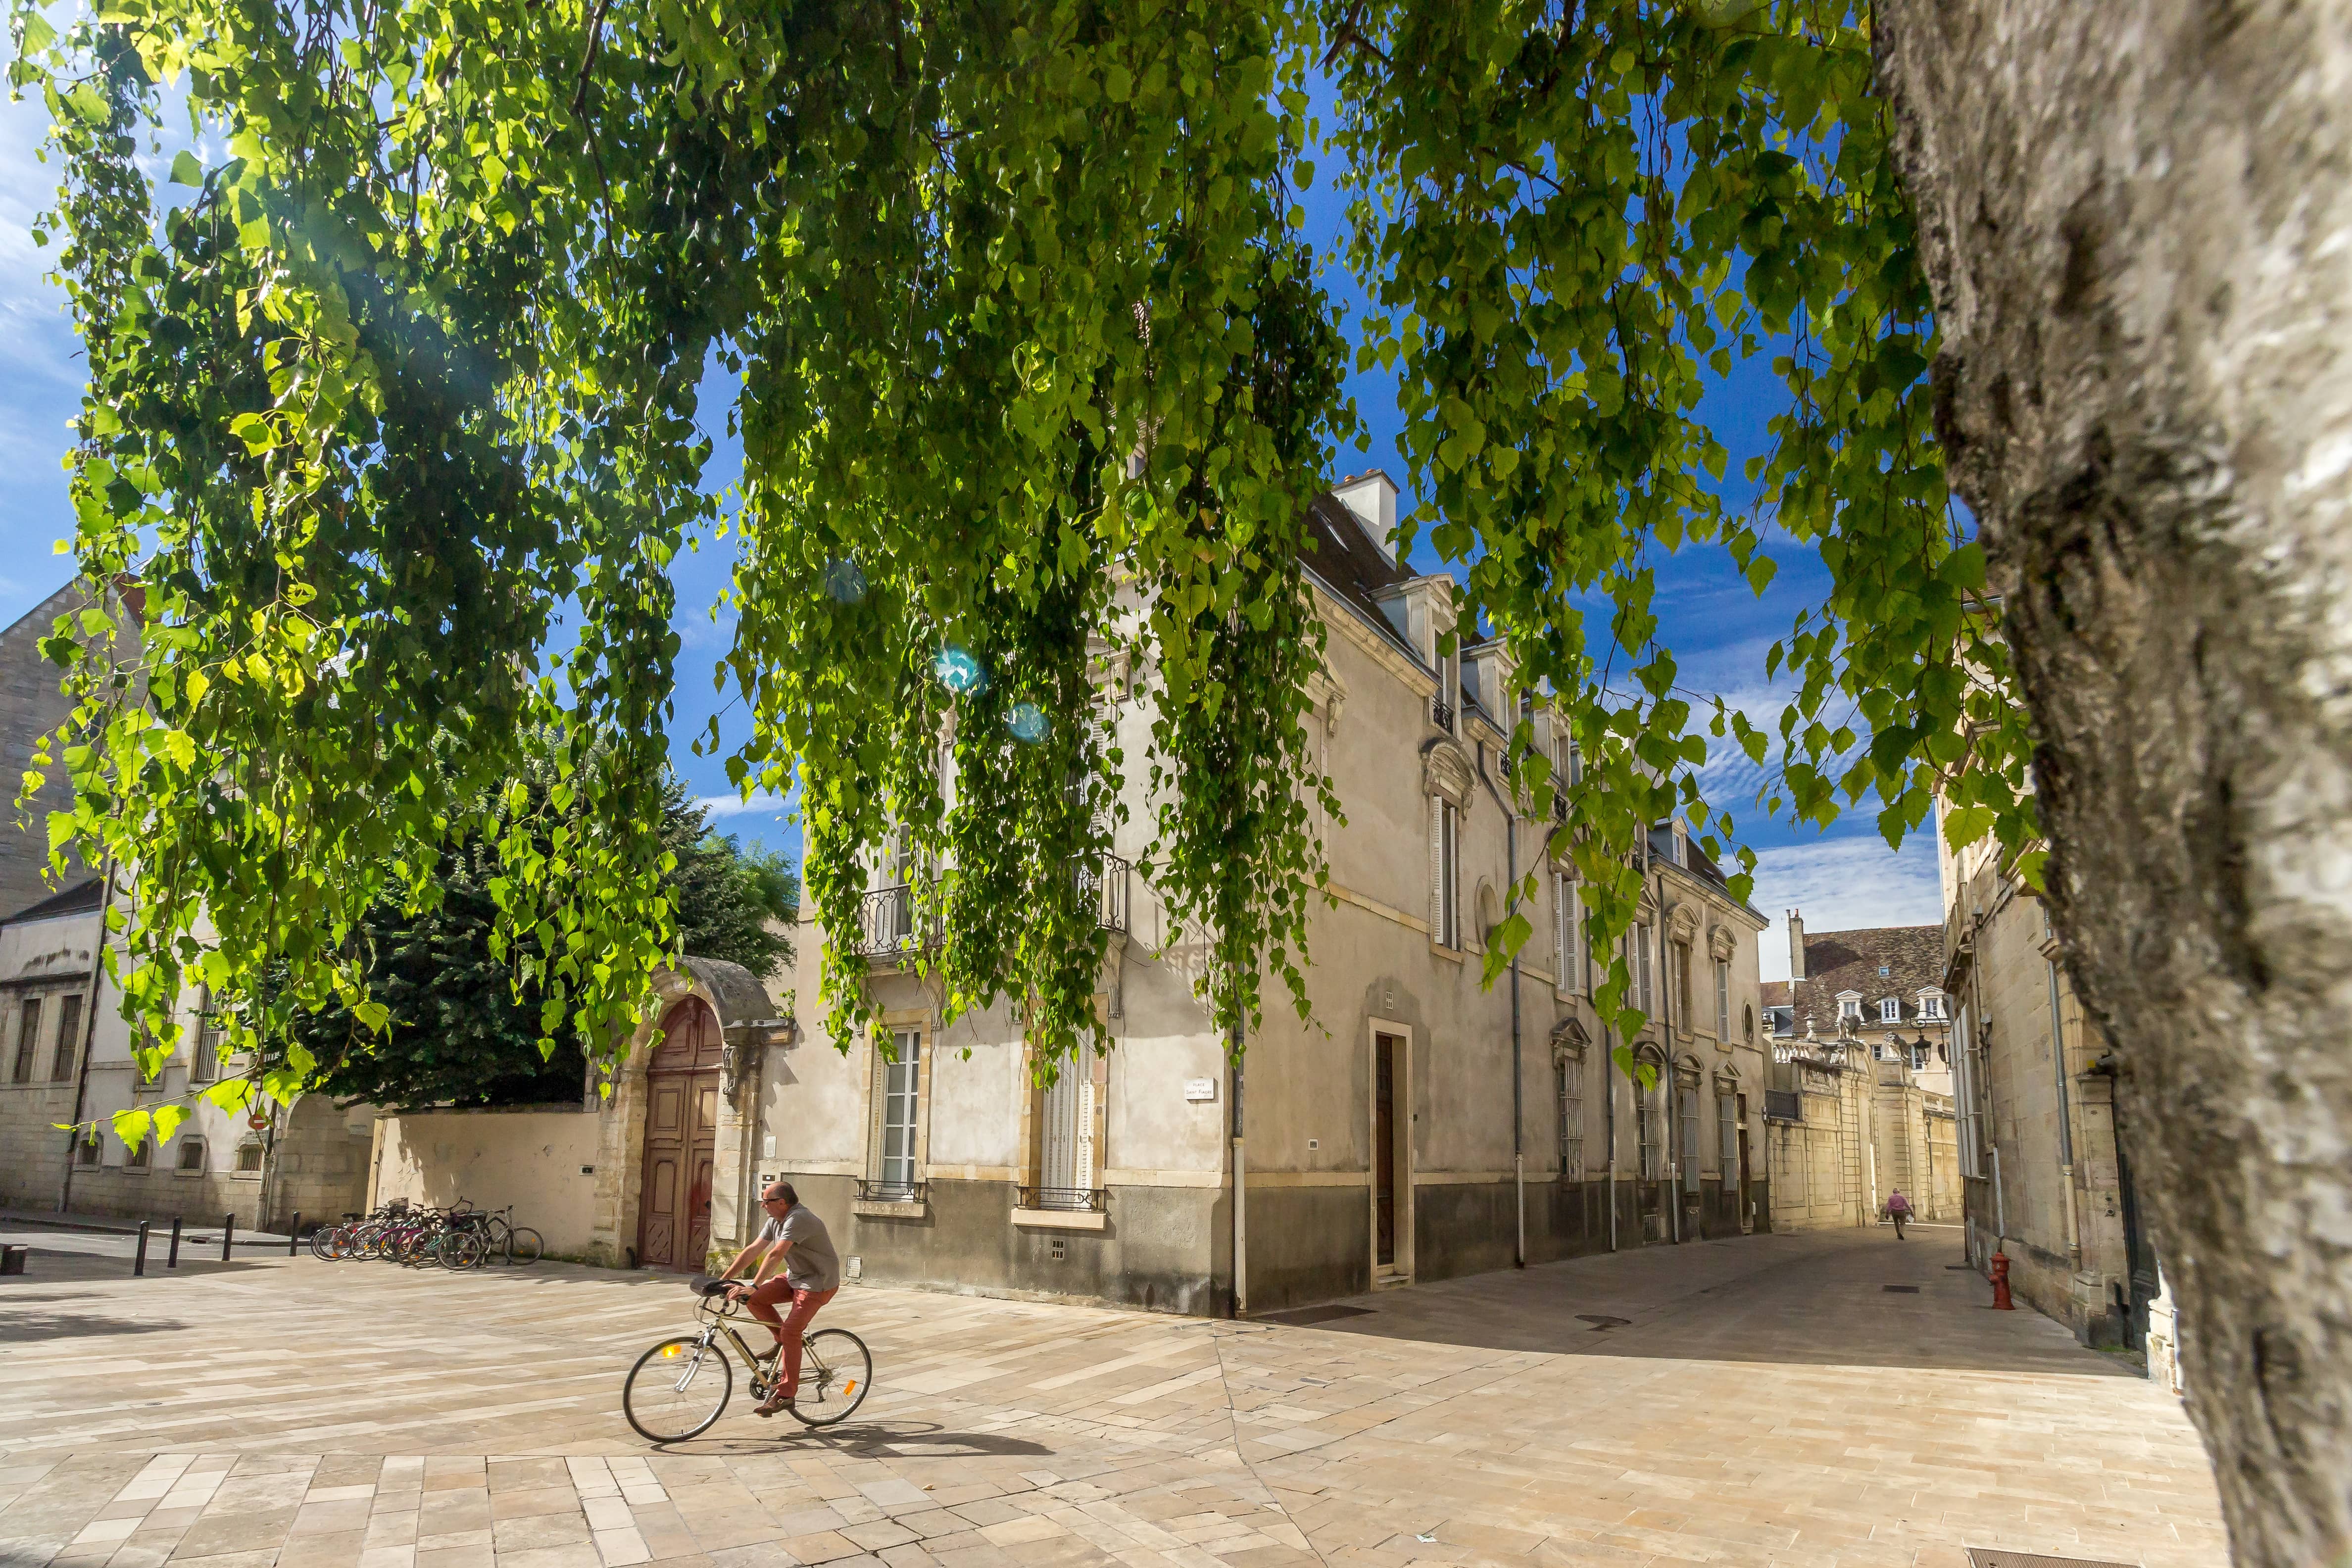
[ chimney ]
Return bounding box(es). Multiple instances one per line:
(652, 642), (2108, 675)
(1334, 470), (1400, 566)
(1788, 908), (1807, 981)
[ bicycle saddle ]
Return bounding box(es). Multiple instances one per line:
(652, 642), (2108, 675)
(689, 1275), (734, 1298)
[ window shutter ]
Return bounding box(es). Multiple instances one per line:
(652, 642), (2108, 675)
(866, 1042), (889, 1182)
(1429, 795), (1444, 938)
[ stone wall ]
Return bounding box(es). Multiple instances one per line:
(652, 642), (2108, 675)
(371, 1107), (603, 1259)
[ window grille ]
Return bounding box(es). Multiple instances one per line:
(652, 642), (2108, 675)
(235, 1140), (263, 1173)
(1679, 1086), (1702, 1193)
(1557, 1058), (1584, 1180)
(176, 1138), (205, 1172)
(1038, 1060), (1093, 1197)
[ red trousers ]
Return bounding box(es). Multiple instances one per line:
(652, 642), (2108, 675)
(745, 1279), (836, 1396)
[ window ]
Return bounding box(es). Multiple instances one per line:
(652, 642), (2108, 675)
(11, 997), (41, 1084)
(1556, 1057), (1584, 1180)
(1035, 1057), (1095, 1205)
(1718, 1091), (1739, 1177)
(1435, 799), (1462, 948)
(1714, 959), (1730, 1039)
(234, 1140), (264, 1174)
(1648, 822), (1680, 867)
(50, 994), (82, 1082)
(1674, 941), (1692, 1022)
(176, 1138), (205, 1173)
(1879, 997), (1901, 1025)
(874, 1029), (922, 1198)
(125, 1132), (151, 1172)
(1678, 1084), (1702, 1192)
(1839, 996), (1862, 1022)
(1554, 873), (1583, 993)
(1917, 992), (1946, 1021)
(1633, 923), (1655, 1015)
(1634, 1078), (1659, 1180)
(74, 1132), (99, 1167)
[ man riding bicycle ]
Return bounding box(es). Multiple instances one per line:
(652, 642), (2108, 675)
(715, 1180), (842, 1417)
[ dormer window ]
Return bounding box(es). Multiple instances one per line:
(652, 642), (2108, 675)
(1916, 991), (1946, 1021)
(1878, 998), (1901, 1025)
(1838, 994), (1862, 1022)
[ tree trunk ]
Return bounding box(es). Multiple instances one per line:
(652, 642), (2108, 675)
(1875, 3), (2352, 1563)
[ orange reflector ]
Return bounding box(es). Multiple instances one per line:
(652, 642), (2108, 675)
(843, 1381), (857, 1395)
(661, 1345), (682, 1358)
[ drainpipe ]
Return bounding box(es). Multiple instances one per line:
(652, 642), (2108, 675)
(1229, 1015), (1246, 1319)
(58, 855), (116, 1215)
(2049, 962), (2082, 1267)
(1604, 1022), (1617, 1253)
(1477, 743), (1525, 1269)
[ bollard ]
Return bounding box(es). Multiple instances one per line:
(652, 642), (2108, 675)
(222, 1213), (235, 1264)
(167, 1215), (182, 1269)
(133, 1220), (150, 1277)
(1989, 1249), (2015, 1310)
(289, 1213), (301, 1257)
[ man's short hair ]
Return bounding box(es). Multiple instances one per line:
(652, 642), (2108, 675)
(764, 1180), (798, 1207)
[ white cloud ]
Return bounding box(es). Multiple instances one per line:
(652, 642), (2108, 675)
(1750, 834), (1945, 982)
(695, 789), (791, 820)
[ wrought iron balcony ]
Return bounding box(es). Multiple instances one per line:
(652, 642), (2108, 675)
(855, 856), (1130, 961)
(856, 1178), (928, 1205)
(1430, 695), (1455, 731)
(855, 883), (932, 959)
(1017, 1184), (1107, 1213)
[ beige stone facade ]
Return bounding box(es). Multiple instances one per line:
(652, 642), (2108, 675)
(1941, 811), (2168, 1362)
(748, 479), (1775, 1315)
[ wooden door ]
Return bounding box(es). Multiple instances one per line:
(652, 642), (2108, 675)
(1374, 1034), (1398, 1268)
(637, 998), (723, 1272)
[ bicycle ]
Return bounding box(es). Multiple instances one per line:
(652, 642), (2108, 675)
(480, 1205), (543, 1265)
(622, 1276), (871, 1442)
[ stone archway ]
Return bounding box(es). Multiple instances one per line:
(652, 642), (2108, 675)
(635, 996), (723, 1271)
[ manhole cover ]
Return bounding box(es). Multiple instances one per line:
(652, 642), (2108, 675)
(1576, 1314), (1631, 1329)
(1261, 1304), (1374, 1326)
(1883, 1285), (1920, 1293)
(1965, 1551), (2140, 1568)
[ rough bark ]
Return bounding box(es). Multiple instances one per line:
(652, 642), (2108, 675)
(1875, 3), (2352, 1563)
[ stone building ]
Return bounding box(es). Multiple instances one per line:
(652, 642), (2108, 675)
(0, 581), (377, 1229)
(1941, 815), (2173, 1376)
(730, 473), (1775, 1316)
(1757, 917), (1961, 1230)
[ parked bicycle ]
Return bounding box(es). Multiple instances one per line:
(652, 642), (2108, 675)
(309, 1199), (541, 1269)
(622, 1276), (871, 1441)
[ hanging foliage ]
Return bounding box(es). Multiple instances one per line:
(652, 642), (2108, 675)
(10, 0), (2035, 1121)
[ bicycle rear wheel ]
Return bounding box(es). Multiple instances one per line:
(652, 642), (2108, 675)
(624, 1336), (731, 1442)
(439, 1229), (489, 1270)
(787, 1329), (872, 1427)
(505, 1227), (543, 1265)
(308, 1225), (343, 1262)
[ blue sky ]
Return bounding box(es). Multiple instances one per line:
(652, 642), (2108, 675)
(0, 83), (1942, 980)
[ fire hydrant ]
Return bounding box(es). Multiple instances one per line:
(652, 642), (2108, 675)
(1989, 1250), (2014, 1310)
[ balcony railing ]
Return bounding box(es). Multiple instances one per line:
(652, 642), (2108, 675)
(1430, 695), (1455, 731)
(855, 855), (1131, 960)
(856, 1178), (928, 1205)
(1017, 1185), (1107, 1213)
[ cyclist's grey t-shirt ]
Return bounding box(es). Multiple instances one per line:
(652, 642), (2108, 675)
(757, 1204), (841, 1292)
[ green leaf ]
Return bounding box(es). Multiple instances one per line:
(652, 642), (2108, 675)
(169, 150), (203, 186)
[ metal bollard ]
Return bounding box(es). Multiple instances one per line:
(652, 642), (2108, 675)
(133, 1220), (150, 1277)
(289, 1213), (301, 1256)
(167, 1215), (182, 1269)
(221, 1213), (235, 1263)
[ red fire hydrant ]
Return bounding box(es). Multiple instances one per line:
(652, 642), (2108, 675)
(1989, 1250), (2014, 1310)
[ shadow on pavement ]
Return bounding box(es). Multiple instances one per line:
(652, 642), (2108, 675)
(1250, 1228), (2142, 1378)
(653, 1420), (1054, 1460)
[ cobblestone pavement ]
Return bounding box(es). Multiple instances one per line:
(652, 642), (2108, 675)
(0, 1225), (2226, 1568)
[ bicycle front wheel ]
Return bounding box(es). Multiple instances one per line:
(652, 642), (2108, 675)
(440, 1229), (489, 1270)
(308, 1225), (343, 1262)
(505, 1227), (543, 1265)
(624, 1336), (732, 1442)
(787, 1329), (872, 1427)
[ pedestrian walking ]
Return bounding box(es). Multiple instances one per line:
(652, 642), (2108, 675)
(1886, 1187), (1912, 1239)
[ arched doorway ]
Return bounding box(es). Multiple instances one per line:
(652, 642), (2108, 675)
(637, 997), (722, 1271)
